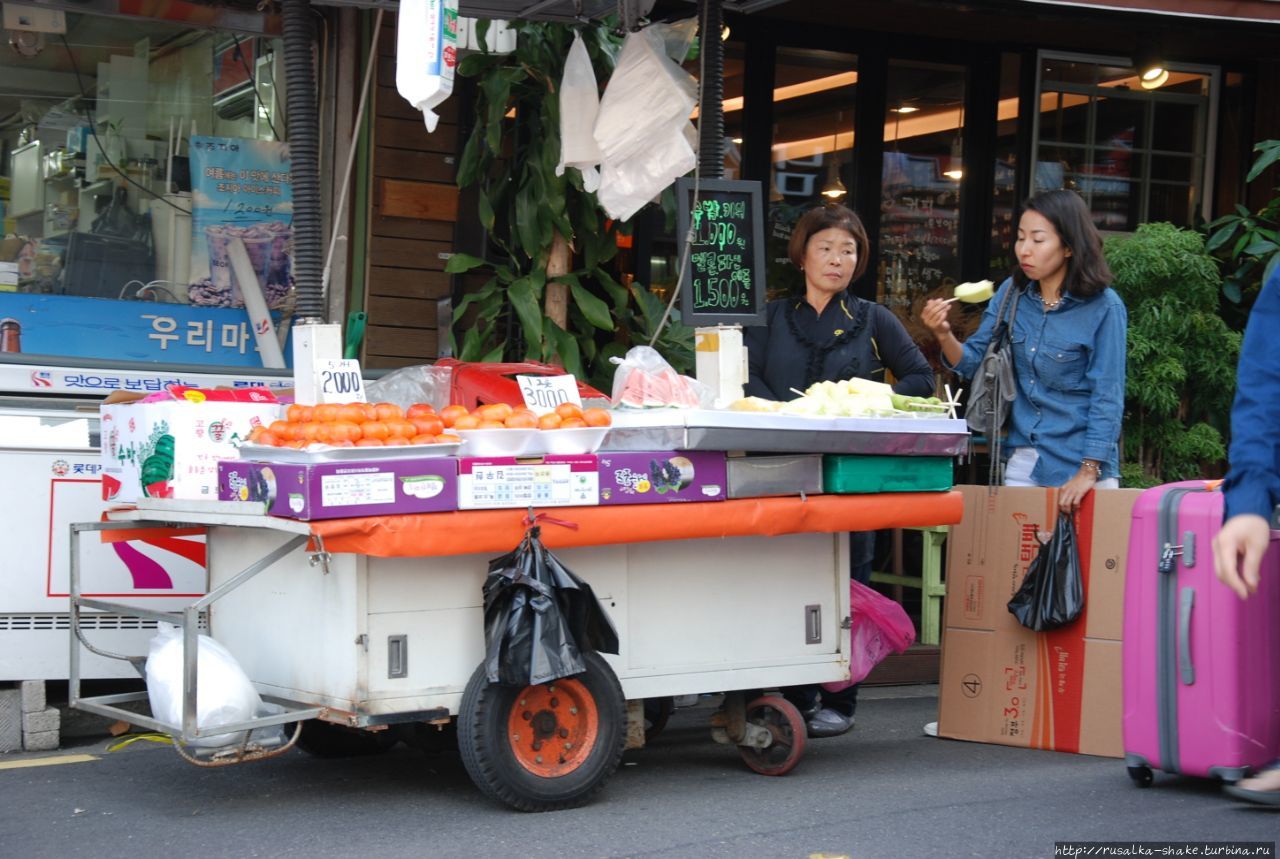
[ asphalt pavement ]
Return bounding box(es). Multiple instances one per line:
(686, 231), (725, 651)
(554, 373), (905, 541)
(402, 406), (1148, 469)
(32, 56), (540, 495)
(0, 686), (1275, 859)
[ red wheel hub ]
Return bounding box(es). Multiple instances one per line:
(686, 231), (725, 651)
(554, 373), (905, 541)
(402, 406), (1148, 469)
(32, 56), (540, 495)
(506, 678), (599, 777)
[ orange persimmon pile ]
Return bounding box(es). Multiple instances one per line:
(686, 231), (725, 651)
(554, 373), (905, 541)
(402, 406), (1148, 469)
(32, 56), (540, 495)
(247, 402), (461, 448)
(246, 401), (613, 449)
(439, 401), (612, 431)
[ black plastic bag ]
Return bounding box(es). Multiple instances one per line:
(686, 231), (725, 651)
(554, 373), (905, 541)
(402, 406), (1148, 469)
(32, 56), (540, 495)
(1007, 511), (1084, 631)
(482, 526), (619, 686)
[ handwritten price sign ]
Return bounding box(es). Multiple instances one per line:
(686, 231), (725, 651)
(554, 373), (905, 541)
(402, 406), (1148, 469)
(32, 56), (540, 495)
(517, 374), (580, 416)
(315, 359), (367, 403)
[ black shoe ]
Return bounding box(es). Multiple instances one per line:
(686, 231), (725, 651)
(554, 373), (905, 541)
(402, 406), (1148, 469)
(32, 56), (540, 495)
(807, 707), (855, 738)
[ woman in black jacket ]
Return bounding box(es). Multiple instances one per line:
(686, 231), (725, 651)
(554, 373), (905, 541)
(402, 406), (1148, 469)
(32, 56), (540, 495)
(744, 203), (934, 738)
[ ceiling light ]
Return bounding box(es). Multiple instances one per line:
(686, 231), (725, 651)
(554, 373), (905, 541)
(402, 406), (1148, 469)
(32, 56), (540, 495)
(892, 105), (919, 114)
(821, 112), (847, 200)
(1139, 68), (1169, 90)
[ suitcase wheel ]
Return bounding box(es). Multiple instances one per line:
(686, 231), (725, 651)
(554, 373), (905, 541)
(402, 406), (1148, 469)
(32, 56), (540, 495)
(1127, 765), (1154, 788)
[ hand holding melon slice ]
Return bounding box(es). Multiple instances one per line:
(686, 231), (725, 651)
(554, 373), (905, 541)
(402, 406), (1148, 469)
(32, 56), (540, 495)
(944, 279), (995, 304)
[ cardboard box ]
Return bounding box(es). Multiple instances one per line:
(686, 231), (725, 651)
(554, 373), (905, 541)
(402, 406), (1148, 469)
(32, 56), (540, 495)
(100, 387), (281, 502)
(938, 485), (1140, 757)
(458, 455), (599, 510)
(218, 457), (458, 520)
(596, 450), (726, 505)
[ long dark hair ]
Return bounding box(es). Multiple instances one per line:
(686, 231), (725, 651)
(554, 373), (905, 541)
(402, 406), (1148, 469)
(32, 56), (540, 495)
(1011, 189), (1112, 297)
(787, 204), (870, 286)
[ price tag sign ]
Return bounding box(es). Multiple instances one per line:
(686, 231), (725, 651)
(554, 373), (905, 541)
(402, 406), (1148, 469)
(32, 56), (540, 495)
(516, 374), (580, 416)
(315, 359), (367, 403)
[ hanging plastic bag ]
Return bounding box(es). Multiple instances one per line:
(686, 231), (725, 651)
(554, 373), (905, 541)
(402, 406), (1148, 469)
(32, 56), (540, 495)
(555, 31), (603, 193)
(822, 579), (916, 692)
(593, 27), (697, 220)
(1007, 511), (1085, 631)
(395, 0), (459, 133)
(482, 526), (619, 686)
(609, 345), (708, 409)
(145, 623), (263, 748)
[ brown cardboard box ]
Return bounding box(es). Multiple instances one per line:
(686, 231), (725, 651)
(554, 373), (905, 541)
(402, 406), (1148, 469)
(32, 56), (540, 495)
(938, 485), (1140, 757)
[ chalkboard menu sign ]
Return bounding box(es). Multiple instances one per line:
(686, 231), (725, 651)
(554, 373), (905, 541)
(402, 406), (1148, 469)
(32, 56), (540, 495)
(675, 177), (766, 327)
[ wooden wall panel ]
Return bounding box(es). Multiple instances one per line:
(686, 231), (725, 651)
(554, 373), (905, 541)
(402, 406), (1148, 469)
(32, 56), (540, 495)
(361, 12), (462, 367)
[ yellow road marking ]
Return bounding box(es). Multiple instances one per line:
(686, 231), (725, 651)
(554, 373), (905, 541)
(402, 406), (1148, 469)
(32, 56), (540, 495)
(0, 754), (98, 770)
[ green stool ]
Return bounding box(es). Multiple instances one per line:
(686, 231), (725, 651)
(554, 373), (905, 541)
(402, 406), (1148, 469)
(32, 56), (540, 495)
(869, 524), (949, 645)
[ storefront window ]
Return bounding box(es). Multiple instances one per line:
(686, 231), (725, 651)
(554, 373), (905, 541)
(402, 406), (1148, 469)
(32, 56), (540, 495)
(766, 48), (858, 300)
(0, 10), (291, 371)
(1033, 52), (1215, 231)
(876, 60), (965, 324)
(989, 52), (1021, 281)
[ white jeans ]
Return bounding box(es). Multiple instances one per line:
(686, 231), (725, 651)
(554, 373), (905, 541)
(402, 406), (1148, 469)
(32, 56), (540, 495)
(1004, 447), (1119, 489)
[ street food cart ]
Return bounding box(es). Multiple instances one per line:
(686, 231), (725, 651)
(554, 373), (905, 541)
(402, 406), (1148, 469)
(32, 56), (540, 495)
(68, 409), (965, 811)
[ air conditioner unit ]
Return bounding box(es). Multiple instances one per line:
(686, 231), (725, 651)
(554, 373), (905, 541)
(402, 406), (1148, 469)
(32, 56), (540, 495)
(212, 39), (256, 120)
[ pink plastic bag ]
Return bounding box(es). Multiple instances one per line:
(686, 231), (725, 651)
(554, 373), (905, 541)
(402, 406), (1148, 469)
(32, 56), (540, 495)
(821, 579), (916, 692)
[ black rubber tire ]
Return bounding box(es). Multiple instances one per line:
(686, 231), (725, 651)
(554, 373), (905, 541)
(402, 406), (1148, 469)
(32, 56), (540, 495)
(737, 695), (807, 776)
(457, 652), (626, 812)
(1128, 765), (1154, 788)
(294, 719), (397, 758)
(644, 696), (674, 743)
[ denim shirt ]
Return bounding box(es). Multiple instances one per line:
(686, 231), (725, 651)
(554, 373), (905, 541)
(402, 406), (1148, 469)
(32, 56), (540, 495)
(947, 277), (1128, 486)
(1223, 267), (1280, 521)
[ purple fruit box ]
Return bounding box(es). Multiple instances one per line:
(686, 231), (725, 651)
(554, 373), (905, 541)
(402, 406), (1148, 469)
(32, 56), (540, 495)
(596, 450), (727, 505)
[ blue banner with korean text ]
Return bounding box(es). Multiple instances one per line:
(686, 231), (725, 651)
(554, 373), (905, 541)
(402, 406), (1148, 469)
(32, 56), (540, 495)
(0, 293), (292, 367)
(188, 135), (293, 309)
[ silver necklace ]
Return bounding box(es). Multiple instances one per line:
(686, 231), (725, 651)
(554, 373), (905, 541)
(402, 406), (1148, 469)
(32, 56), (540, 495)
(1041, 294), (1062, 310)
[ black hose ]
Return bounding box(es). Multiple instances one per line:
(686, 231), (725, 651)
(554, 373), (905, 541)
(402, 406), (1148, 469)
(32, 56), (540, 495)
(283, 0), (324, 321)
(697, 0), (724, 180)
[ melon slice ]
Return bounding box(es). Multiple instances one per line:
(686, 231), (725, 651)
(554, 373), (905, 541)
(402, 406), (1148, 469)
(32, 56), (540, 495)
(954, 280), (995, 303)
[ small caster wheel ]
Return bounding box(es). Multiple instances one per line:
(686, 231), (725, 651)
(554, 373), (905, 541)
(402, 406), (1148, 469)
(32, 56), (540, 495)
(737, 695), (807, 776)
(1128, 765), (1154, 788)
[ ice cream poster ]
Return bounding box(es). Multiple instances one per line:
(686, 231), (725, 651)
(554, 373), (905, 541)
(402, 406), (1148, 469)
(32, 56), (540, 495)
(188, 136), (293, 309)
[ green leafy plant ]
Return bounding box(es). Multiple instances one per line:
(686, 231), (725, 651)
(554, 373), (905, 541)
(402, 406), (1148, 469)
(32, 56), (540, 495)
(1106, 223), (1242, 486)
(446, 20), (693, 392)
(1204, 139), (1280, 323)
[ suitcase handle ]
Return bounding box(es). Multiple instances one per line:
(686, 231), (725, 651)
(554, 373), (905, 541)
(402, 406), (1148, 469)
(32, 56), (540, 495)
(1178, 587), (1196, 686)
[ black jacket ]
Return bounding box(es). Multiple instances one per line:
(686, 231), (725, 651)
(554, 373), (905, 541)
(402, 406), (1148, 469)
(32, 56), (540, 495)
(744, 291), (934, 400)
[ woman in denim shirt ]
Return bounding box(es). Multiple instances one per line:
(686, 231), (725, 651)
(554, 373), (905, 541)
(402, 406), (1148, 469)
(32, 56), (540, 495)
(921, 190), (1127, 513)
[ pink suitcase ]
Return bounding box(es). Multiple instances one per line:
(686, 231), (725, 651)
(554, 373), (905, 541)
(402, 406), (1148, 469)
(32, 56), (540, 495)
(1123, 480), (1280, 786)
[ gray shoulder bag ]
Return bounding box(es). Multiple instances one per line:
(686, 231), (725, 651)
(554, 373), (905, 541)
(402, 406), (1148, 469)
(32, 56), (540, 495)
(965, 285), (1020, 485)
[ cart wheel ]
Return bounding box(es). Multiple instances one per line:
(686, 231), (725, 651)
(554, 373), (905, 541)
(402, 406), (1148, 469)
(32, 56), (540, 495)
(295, 720), (397, 758)
(458, 652), (626, 812)
(737, 695), (807, 776)
(644, 696), (674, 743)
(1127, 765), (1154, 788)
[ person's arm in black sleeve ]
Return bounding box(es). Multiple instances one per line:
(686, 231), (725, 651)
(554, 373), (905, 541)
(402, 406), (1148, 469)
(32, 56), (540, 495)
(871, 305), (935, 397)
(743, 316), (779, 399)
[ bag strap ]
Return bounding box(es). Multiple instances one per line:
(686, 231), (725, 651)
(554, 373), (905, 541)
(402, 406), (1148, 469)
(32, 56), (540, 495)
(986, 283), (1021, 489)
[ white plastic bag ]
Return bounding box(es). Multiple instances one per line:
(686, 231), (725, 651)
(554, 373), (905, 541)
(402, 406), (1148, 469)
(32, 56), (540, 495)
(145, 623), (263, 748)
(555, 31), (603, 192)
(593, 27), (698, 220)
(609, 345), (708, 408)
(395, 0), (459, 133)
(364, 363), (454, 411)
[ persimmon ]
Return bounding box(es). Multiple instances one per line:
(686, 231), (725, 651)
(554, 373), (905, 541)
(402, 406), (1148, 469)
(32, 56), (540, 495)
(384, 436), (410, 446)
(286, 404), (313, 423)
(406, 403), (437, 419)
(504, 412), (538, 429)
(256, 431), (281, 447)
(299, 422), (322, 443)
(268, 419), (292, 438)
(435, 433), (462, 444)
(536, 413), (562, 430)
(331, 421), (362, 443)
(476, 402), (514, 423)
(359, 402), (379, 422)
(559, 417), (587, 429)
(440, 404), (470, 427)
(374, 402), (404, 422)
(410, 434), (436, 445)
(359, 420), (389, 441)
(582, 407), (612, 427)
(386, 420), (417, 439)
(555, 402), (584, 421)
(313, 404), (340, 423)
(410, 415), (445, 437)
(335, 403), (365, 424)
(453, 414), (481, 430)
(284, 439), (308, 449)
(355, 438), (384, 447)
